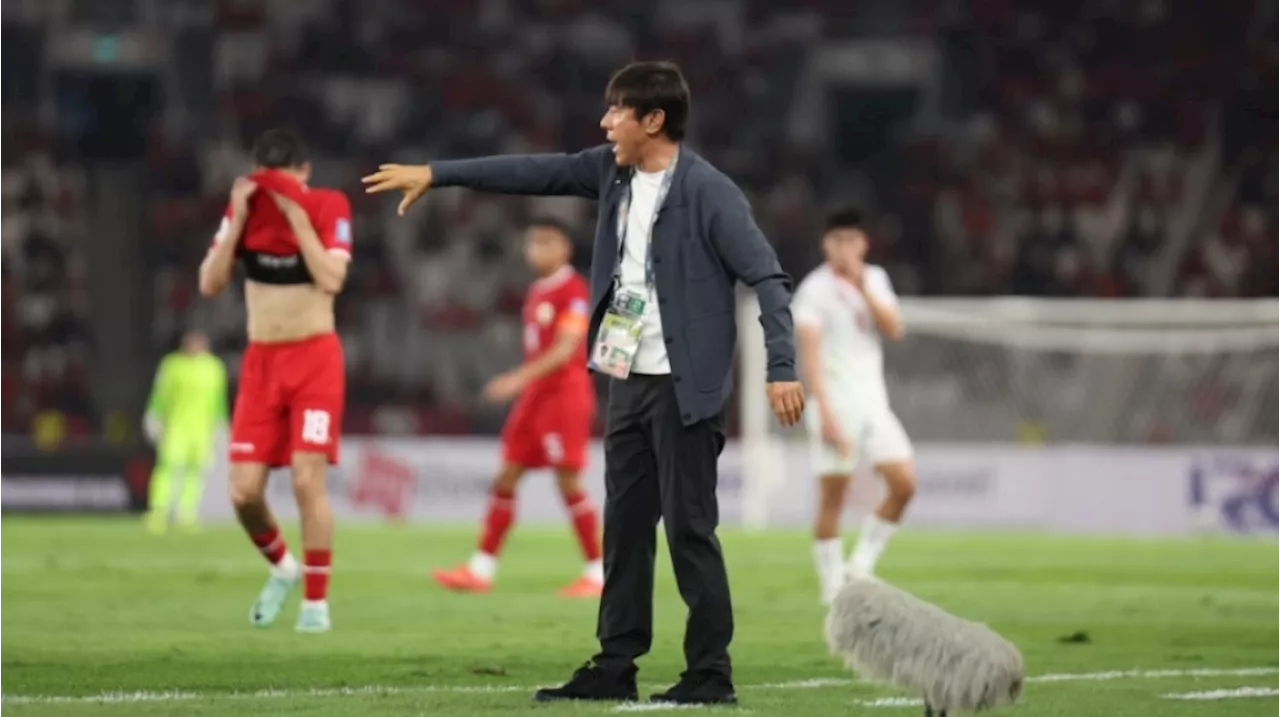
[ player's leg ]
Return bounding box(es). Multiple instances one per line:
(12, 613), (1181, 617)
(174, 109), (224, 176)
(286, 333), (345, 633)
(176, 436), (214, 531)
(229, 345), (299, 627)
(813, 472), (853, 604)
(231, 458), (301, 627)
(846, 411), (915, 579)
(806, 407), (856, 604)
(145, 433), (184, 534)
(552, 393), (604, 597)
(554, 465), (603, 596)
(435, 392), (538, 591)
(434, 461), (526, 592)
(291, 450), (334, 633)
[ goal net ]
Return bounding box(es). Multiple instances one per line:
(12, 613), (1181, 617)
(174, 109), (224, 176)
(735, 296), (1279, 524)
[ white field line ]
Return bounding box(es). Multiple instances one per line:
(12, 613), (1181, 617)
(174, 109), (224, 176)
(1029, 666), (1276, 683)
(613, 705), (749, 713)
(1162, 686), (1279, 701)
(2, 666), (1274, 706)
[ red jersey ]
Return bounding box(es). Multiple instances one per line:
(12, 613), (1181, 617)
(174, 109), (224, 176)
(522, 267), (592, 395)
(211, 169), (353, 262)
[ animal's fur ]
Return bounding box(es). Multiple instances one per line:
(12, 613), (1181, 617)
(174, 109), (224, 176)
(824, 577), (1024, 714)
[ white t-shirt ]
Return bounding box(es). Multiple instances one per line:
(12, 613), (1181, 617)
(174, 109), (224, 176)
(617, 168), (671, 375)
(792, 263), (899, 410)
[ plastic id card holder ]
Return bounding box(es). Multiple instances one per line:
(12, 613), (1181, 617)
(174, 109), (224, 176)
(590, 289), (646, 379)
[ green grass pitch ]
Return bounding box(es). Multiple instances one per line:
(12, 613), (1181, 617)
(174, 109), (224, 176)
(1, 518), (1276, 716)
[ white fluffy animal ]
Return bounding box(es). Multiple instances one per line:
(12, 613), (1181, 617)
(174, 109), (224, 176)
(824, 577), (1024, 716)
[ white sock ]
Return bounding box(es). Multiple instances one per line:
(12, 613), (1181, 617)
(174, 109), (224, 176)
(812, 538), (845, 605)
(301, 598), (328, 611)
(467, 551), (498, 581)
(847, 514), (898, 578)
(583, 559), (604, 583)
(272, 552), (301, 580)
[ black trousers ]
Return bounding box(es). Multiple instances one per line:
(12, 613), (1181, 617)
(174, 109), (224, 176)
(592, 373), (733, 679)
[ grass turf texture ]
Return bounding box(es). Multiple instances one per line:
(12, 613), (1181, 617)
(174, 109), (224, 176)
(2, 519), (1276, 716)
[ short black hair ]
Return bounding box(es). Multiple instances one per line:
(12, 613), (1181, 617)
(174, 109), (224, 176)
(605, 61), (691, 142)
(252, 128), (309, 169)
(823, 208), (864, 235)
(527, 216), (576, 244)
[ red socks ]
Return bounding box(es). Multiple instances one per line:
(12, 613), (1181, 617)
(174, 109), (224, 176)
(249, 527), (329, 601)
(304, 549), (331, 601)
(563, 490), (601, 562)
(250, 527), (288, 565)
(475, 486), (599, 565)
(478, 487), (516, 556)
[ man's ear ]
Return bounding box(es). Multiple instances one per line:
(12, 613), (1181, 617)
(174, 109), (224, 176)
(643, 109), (667, 137)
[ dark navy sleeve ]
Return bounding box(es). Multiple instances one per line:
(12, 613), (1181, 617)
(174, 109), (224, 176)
(430, 145), (612, 200)
(703, 179), (798, 383)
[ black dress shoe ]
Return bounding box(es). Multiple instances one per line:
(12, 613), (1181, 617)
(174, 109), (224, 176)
(650, 672), (738, 705)
(533, 662), (638, 702)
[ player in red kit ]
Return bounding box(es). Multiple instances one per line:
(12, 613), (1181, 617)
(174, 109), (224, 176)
(432, 217), (603, 598)
(197, 129), (351, 633)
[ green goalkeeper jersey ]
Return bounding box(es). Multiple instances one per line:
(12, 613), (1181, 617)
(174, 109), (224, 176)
(146, 351), (229, 438)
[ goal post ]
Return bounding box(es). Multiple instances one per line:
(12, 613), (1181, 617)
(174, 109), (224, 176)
(734, 295), (1279, 528)
(736, 291), (788, 530)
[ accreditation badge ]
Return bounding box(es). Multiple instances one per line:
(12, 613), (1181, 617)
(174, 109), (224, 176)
(589, 289), (647, 379)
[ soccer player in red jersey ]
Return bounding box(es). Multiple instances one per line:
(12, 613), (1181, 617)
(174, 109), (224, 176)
(432, 217), (603, 598)
(197, 129), (352, 632)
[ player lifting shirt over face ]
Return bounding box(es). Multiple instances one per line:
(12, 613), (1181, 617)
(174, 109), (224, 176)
(198, 129), (353, 633)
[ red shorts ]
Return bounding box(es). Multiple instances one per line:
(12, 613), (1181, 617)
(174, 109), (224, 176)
(500, 386), (595, 471)
(230, 332), (345, 467)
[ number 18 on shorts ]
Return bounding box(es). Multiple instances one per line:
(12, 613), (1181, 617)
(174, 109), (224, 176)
(229, 334), (346, 467)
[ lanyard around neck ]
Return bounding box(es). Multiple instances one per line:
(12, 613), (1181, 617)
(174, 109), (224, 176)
(613, 150), (679, 290)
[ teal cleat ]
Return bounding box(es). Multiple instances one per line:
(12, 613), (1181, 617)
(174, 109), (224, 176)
(295, 601), (331, 633)
(249, 572), (299, 628)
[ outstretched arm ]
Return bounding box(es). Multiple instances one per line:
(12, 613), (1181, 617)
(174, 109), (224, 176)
(432, 147), (608, 198)
(363, 145), (612, 215)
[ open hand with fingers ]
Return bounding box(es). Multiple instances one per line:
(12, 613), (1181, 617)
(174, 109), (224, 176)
(361, 164), (433, 216)
(766, 381), (806, 427)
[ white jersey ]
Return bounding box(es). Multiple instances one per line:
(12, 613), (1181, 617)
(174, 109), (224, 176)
(792, 263), (898, 410)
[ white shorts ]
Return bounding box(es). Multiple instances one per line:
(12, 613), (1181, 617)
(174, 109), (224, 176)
(805, 402), (914, 476)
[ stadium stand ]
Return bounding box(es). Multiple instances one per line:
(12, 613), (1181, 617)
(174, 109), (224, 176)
(2, 143), (95, 439)
(2, 0), (1274, 440)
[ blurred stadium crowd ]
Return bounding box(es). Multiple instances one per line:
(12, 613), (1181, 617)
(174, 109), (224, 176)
(2, 0), (1275, 441)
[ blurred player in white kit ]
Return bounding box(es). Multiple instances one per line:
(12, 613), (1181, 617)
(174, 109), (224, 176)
(793, 209), (917, 605)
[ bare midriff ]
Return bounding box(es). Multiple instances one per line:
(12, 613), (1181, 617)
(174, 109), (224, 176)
(244, 280), (335, 343)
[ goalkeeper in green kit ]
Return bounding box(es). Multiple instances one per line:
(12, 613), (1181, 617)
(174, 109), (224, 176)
(143, 329), (229, 533)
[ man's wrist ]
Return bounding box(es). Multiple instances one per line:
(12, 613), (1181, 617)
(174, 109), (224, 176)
(421, 161), (449, 187)
(766, 365), (798, 383)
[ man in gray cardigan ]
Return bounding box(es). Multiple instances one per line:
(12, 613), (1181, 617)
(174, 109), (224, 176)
(364, 61), (805, 706)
